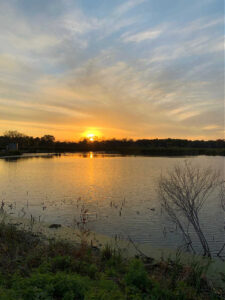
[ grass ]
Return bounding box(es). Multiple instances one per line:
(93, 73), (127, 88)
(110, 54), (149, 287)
(0, 222), (224, 299)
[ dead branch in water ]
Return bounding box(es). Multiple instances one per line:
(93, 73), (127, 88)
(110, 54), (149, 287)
(158, 160), (220, 258)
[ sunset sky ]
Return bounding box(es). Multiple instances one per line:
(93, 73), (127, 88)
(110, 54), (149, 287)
(0, 0), (224, 141)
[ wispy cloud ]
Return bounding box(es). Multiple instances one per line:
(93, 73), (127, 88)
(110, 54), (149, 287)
(173, 17), (224, 35)
(0, 0), (223, 139)
(123, 29), (162, 43)
(114, 0), (147, 17)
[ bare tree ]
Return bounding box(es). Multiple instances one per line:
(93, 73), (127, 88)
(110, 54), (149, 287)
(217, 182), (225, 259)
(220, 182), (225, 212)
(4, 130), (25, 139)
(158, 161), (220, 257)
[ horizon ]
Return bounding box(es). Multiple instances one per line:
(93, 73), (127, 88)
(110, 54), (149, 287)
(2, 129), (224, 143)
(0, 0), (224, 140)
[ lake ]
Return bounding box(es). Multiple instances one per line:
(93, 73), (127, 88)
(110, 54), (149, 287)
(0, 153), (224, 255)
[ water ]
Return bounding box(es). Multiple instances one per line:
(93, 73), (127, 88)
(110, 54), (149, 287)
(0, 153), (224, 255)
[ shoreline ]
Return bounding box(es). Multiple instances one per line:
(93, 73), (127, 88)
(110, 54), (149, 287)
(1, 213), (225, 289)
(0, 152), (60, 159)
(0, 151), (225, 160)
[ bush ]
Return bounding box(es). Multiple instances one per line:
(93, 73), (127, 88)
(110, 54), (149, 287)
(0, 223), (222, 300)
(125, 259), (152, 292)
(10, 272), (90, 300)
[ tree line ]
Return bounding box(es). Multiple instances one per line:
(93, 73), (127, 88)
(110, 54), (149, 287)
(0, 130), (224, 156)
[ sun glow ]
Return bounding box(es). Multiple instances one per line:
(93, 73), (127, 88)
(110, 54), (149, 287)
(82, 129), (101, 142)
(87, 133), (95, 142)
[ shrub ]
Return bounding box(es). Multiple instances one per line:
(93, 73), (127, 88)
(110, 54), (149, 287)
(125, 258), (152, 292)
(10, 272), (90, 300)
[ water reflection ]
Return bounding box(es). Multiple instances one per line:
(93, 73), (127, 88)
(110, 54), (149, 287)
(1, 152), (133, 162)
(0, 153), (224, 255)
(78, 152), (122, 158)
(1, 153), (57, 162)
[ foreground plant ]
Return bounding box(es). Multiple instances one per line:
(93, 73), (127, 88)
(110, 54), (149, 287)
(158, 161), (220, 257)
(0, 223), (224, 299)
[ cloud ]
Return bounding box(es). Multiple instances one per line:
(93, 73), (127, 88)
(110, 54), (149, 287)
(173, 17), (224, 36)
(123, 29), (162, 43)
(114, 0), (147, 17)
(203, 125), (222, 131)
(0, 0), (223, 140)
(1, 45), (223, 139)
(61, 9), (102, 38)
(146, 17), (223, 64)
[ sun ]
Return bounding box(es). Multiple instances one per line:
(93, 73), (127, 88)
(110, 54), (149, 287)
(87, 133), (95, 142)
(82, 129), (101, 142)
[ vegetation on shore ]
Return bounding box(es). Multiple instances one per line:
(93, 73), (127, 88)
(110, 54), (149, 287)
(0, 222), (224, 300)
(0, 130), (225, 156)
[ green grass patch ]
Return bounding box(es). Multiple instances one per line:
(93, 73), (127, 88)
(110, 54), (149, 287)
(0, 223), (224, 299)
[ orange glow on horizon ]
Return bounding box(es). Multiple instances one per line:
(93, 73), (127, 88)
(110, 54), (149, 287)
(82, 129), (101, 142)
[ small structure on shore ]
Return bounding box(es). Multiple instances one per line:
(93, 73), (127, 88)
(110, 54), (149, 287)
(6, 143), (18, 151)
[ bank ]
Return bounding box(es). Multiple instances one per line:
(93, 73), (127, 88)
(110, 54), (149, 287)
(0, 213), (224, 299)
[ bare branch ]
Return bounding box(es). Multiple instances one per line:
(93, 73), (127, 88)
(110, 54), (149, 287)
(158, 160), (220, 257)
(219, 182), (225, 212)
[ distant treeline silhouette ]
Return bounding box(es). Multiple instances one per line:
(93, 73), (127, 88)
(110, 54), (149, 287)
(0, 130), (225, 156)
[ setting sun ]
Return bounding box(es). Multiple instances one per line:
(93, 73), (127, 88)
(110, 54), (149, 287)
(87, 133), (94, 142)
(82, 129), (101, 142)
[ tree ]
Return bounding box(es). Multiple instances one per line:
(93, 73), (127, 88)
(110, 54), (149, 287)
(4, 130), (25, 139)
(217, 182), (225, 259)
(41, 135), (55, 143)
(220, 182), (225, 212)
(158, 161), (220, 257)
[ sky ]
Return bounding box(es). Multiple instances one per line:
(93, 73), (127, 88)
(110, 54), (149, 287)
(0, 0), (224, 141)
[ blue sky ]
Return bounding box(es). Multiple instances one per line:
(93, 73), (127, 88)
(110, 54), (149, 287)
(0, 0), (224, 140)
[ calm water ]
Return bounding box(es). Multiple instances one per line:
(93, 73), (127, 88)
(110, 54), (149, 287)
(0, 153), (224, 255)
